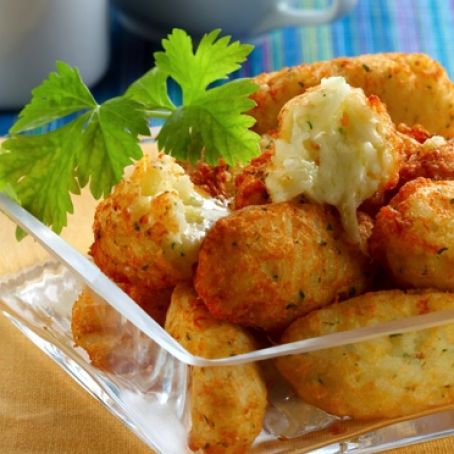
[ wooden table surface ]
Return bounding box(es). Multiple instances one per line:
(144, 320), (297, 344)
(0, 163), (453, 453)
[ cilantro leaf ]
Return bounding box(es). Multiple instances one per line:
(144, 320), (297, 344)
(155, 29), (254, 103)
(2, 63), (149, 235)
(4, 29), (260, 237)
(125, 67), (175, 111)
(1, 119), (84, 233)
(157, 79), (260, 165)
(11, 61), (96, 133)
(128, 28), (260, 164)
(76, 98), (149, 198)
(0, 179), (19, 203)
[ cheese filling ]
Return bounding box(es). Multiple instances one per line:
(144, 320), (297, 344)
(128, 150), (229, 263)
(265, 76), (397, 243)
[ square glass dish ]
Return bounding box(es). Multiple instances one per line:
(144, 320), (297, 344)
(1, 183), (454, 453)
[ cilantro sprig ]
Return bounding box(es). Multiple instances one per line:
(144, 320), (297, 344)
(0, 29), (260, 236)
(126, 29), (259, 163)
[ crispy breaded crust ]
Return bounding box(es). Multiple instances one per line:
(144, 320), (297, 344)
(369, 178), (454, 290)
(165, 283), (266, 453)
(276, 289), (454, 420)
(234, 146), (273, 209)
(91, 155), (199, 289)
(72, 285), (171, 372)
(195, 202), (372, 331)
(398, 139), (454, 186)
(250, 53), (454, 137)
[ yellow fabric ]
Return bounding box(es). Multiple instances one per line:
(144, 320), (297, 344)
(0, 313), (152, 453)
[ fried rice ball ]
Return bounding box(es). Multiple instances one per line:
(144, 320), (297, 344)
(235, 123), (454, 219)
(275, 289), (454, 420)
(90, 151), (228, 289)
(264, 76), (402, 245)
(369, 178), (454, 290)
(250, 53), (454, 137)
(165, 283), (267, 453)
(71, 285), (172, 372)
(398, 138), (454, 187)
(195, 201), (372, 331)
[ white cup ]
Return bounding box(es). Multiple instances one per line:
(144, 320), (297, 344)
(0, 0), (109, 109)
(114, 0), (358, 40)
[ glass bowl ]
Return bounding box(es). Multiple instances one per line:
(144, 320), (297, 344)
(1, 140), (454, 452)
(2, 259), (454, 453)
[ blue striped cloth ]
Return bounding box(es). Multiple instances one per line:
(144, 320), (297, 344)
(1, 0), (454, 135)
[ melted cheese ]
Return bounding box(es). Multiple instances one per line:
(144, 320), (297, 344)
(129, 150), (228, 262)
(266, 76), (397, 243)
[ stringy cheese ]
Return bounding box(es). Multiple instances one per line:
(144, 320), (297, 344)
(266, 76), (397, 243)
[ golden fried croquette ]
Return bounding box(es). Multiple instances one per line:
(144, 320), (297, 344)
(369, 178), (454, 290)
(234, 146), (273, 209)
(165, 283), (267, 453)
(359, 131), (453, 216)
(275, 289), (454, 420)
(72, 285), (172, 372)
(121, 282), (172, 326)
(397, 123), (433, 144)
(239, 79), (451, 223)
(398, 139), (454, 187)
(360, 134), (454, 218)
(250, 53), (454, 137)
(195, 201), (372, 331)
(265, 77), (402, 244)
(183, 160), (237, 200)
(90, 151), (228, 289)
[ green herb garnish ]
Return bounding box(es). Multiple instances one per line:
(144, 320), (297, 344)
(0, 28), (260, 236)
(0, 180), (18, 202)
